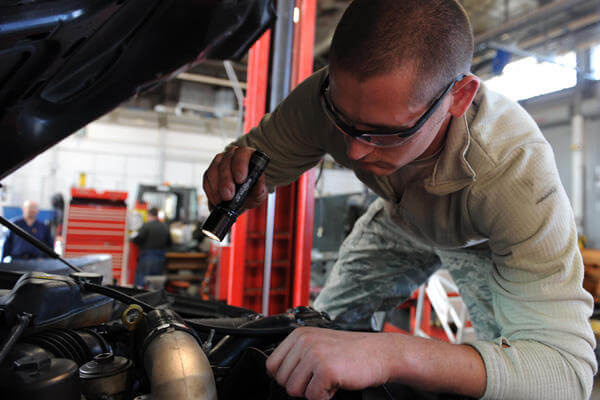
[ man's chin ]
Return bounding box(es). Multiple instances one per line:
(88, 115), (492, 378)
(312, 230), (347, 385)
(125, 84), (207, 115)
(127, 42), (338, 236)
(356, 161), (399, 176)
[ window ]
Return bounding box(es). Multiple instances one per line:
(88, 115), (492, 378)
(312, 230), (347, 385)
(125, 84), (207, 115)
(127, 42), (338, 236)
(591, 44), (600, 80)
(485, 52), (577, 101)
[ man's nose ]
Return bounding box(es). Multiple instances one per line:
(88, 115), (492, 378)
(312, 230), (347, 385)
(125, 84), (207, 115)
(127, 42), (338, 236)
(344, 135), (374, 160)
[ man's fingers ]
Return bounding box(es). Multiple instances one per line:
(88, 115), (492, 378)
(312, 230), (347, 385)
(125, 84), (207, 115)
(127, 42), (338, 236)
(305, 368), (338, 400)
(273, 344), (302, 390)
(218, 150), (236, 200)
(202, 146), (267, 214)
(245, 174), (268, 210)
(284, 357), (315, 398)
(266, 330), (302, 377)
(203, 152), (225, 206)
(202, 172), (216, 208)
(231, 147), (255, 184)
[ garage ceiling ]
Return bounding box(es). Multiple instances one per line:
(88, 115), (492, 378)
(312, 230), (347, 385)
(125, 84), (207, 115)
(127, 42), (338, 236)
(115, 0), (599, 131)
(313, 0), (600, 75)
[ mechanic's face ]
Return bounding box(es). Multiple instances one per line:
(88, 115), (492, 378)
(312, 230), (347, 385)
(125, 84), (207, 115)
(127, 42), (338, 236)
(328, 67), (453, 176)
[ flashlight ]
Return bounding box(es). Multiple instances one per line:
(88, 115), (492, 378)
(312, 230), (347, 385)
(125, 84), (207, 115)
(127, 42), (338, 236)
(202, 150), (270, 242)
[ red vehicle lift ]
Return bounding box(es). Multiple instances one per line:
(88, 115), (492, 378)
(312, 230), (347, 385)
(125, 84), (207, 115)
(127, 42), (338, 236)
(217, 0), (317, 314)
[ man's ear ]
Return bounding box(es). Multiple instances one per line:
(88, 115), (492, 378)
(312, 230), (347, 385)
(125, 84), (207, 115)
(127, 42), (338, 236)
(448, 75), (480, 118)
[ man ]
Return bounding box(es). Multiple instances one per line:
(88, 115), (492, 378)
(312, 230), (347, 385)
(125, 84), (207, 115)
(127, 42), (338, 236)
(2, 200), (53, 261)
(203, 1), (596, 399)
(131, 207), (171, 287)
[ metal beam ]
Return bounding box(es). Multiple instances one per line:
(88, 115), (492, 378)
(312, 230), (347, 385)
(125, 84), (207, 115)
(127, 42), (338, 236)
(475, 0), (593, 46)
(176, 73), (248, 90)
(262, 0), (296, 317)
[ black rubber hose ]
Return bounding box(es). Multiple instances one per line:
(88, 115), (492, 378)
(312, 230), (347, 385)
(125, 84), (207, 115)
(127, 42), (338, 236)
(83, 283), (291, 336)
(0, 313), (31, 366)
(83, 282), (156, 313)
(185, 319), (294, 337)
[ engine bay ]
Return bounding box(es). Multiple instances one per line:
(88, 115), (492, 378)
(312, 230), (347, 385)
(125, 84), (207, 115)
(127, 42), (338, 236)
(0, 270), (368, 400)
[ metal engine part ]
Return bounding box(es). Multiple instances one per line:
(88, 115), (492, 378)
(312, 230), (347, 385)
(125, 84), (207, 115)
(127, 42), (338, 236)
(140, 309), (217, 400)
(8, 353), (80, 400)
(79, 352), (133, 400)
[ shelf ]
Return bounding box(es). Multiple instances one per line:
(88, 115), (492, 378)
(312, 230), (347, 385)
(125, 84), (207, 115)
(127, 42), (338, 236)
(166, 274), (205, 281)
(166, 264), (207, 271)
(165, 252), (207, 259)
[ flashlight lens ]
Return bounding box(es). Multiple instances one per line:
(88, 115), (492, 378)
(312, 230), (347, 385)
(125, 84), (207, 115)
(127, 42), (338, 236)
(202, 229), (222, 242)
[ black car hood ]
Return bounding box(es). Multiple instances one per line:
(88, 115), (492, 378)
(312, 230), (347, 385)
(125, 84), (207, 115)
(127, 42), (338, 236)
(0, 0), (275, 180)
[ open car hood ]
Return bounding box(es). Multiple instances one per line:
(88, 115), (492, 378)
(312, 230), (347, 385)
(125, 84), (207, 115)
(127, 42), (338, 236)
(0, 0), (275, 180)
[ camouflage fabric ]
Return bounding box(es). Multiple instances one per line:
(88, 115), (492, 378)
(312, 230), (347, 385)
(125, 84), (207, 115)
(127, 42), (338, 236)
(313, 198), (500, 341)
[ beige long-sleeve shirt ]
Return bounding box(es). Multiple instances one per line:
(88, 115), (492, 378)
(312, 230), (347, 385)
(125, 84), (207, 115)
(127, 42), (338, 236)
(232, 67), (597, 399)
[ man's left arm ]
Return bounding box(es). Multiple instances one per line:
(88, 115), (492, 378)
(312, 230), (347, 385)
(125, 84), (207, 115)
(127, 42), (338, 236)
(464, 142), (597, 400)
(266, 142), (596, 400)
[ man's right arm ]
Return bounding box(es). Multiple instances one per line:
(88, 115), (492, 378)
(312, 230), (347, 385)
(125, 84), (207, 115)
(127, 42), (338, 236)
(203, 68), (330, 210)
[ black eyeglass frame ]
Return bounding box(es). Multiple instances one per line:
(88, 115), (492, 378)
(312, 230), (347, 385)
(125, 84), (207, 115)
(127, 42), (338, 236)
(320, 73), (466, 139)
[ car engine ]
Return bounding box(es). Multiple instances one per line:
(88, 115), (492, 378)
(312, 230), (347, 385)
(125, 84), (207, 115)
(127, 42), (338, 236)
(0, 270), (365, 400)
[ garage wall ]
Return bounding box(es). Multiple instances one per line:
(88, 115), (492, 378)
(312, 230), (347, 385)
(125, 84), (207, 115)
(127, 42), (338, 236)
(3, 91), (599, 247)
(1, 121), (235, 218)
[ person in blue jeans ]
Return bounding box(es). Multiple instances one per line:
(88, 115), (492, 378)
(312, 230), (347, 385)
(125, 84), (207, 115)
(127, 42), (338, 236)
(131, 207), (171, 287)
(2, 200), (53, 261)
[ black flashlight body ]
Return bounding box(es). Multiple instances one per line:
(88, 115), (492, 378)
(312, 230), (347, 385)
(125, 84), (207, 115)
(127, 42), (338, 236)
(202, 150), (270, 241)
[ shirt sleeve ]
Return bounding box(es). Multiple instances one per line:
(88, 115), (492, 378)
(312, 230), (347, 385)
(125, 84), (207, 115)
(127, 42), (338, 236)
(229, 68), (329, 190)
(467, 142), (597, 400)
(2, 231), (12, 259)
(132, 224), (149, 247)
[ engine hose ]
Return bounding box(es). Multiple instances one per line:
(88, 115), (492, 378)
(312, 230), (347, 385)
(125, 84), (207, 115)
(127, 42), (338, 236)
(185, 320), (295, 337)
(0, 313), (31, 366)
(82, 282), (155, 313)
(140, 310), (216, 400)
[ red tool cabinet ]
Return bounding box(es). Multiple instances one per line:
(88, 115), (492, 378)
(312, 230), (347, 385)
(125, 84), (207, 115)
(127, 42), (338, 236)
(64, 188), (128, 283)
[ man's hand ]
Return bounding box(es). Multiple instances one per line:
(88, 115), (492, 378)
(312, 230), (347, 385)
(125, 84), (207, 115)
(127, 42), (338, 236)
(266, 326), (487, 400)
(266, 327), (394, 400)
(202, 146), (268, 211)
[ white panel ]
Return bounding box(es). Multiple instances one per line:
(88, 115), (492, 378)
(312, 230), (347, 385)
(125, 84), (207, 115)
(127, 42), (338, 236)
(164, 161), (195, 186)
(316, 169), (365, 197)
(94, 154), (127, 174)
(124, 156), (161, 179)
(87, 123), (161, 145)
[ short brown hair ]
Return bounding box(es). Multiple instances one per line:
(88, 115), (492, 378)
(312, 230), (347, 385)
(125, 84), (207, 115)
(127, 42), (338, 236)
(329, 0), (473, 102)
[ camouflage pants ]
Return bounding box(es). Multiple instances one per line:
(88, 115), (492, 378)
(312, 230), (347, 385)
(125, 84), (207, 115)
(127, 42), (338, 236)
(313, 198), (501, 341)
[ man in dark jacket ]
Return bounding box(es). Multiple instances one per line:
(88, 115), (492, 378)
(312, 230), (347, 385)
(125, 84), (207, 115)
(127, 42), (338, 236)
(131, 207), (171, 287)
(2, 200), (53, 261)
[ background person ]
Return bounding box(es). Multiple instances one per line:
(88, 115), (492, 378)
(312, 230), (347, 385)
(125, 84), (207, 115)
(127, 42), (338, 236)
(131, 207), (171, 287)
(2, 200), (53, 261)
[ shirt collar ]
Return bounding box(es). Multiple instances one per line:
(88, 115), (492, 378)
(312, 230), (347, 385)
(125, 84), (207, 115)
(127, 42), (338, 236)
(424, 101), (477, 196)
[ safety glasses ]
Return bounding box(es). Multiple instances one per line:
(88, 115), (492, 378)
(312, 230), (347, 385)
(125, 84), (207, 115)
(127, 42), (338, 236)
(320, 73), (466, 147)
